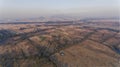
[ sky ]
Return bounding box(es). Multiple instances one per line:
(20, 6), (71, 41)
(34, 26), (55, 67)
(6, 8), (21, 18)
(0, 0), (120, 19)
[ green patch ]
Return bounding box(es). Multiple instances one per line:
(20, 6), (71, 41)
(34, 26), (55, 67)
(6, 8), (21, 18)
(0, 33), (3, 39)
(39, 36), (46, 41)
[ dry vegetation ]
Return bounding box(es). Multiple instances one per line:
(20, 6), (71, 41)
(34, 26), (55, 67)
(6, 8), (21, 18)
(0, 19), (120, 67)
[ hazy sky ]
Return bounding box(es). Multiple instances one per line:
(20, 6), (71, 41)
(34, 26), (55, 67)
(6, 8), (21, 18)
(0, 0), (120, 19)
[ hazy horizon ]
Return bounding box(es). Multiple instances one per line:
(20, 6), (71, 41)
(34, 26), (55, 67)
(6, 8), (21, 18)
(0, 0), (120, 19)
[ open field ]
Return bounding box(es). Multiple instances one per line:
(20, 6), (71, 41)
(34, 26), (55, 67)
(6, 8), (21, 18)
(0, 19), (120, 67)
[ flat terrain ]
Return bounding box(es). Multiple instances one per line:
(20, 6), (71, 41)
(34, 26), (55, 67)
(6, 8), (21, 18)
(0, 19), (120, 67)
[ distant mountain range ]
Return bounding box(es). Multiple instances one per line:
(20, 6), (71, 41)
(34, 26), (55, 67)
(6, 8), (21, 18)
(0, 15), (119, 23)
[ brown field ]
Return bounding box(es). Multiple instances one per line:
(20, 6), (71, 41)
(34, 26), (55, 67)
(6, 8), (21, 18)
(0, 19), (120, 67)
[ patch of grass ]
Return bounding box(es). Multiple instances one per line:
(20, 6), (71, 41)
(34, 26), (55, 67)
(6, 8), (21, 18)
(0, 33), (3, 39)
(39, 36), (46, 41)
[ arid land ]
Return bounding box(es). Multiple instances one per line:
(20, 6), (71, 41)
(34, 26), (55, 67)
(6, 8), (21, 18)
(0, 19), (120, 67)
